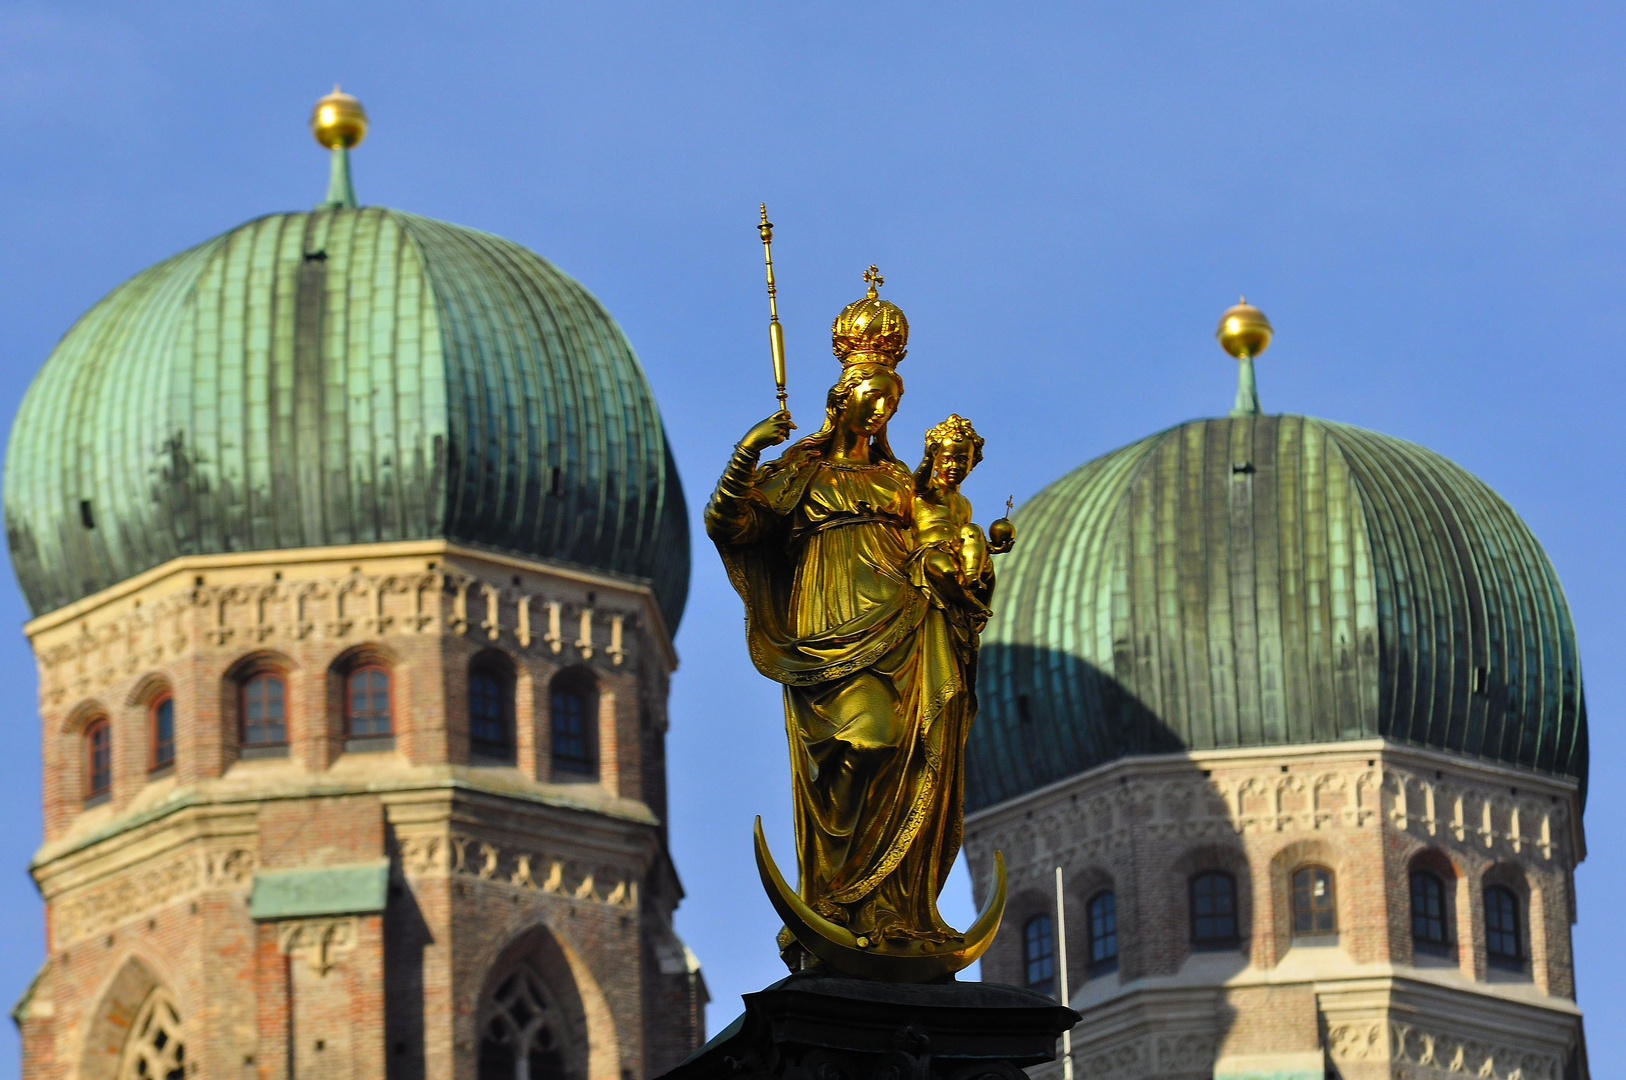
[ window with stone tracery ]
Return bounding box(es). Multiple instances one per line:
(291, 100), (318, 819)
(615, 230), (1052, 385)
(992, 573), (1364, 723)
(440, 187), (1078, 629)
(478, 968), (570, 1080)
(117, 990), (185, 1080)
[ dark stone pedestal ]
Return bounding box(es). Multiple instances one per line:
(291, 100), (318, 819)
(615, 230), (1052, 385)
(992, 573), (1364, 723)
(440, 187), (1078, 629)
(657, 974), (1080, 1080)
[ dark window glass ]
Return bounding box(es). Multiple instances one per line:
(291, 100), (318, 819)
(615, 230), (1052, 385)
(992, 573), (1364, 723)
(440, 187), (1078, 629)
(550, 682), (594, 773)
(1291, 867), (1336, 934)
(151, 697), (175, 771)
(1191, 872), (1238, 946)
(1087, 891), (1118, 971)
(1485, 886), (1522, 966)
(1410, 871), (1449, 946)
(470, 669), (511, 759)
(242, 674), (287, 746)
(347, 667), (392, 737)
(85, 720), (111, 802)
(1023, 915), (1055, 995)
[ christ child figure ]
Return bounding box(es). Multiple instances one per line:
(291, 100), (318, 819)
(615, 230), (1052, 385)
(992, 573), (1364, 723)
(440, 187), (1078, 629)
(912, 414), (1003, 618)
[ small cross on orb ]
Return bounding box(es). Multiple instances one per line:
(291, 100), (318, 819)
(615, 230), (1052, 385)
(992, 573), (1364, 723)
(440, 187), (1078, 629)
(864, 264), (884, 298)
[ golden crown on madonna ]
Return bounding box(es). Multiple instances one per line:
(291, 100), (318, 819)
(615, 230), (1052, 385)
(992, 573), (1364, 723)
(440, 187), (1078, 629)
(831, 265), (908, 367)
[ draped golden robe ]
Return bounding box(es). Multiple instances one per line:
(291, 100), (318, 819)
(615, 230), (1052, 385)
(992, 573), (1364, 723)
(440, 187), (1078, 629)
(707, 444), (977, 943)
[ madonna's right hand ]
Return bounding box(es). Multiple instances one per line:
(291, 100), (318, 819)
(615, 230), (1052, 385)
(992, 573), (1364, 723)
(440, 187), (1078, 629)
(741, 410), (795, 453)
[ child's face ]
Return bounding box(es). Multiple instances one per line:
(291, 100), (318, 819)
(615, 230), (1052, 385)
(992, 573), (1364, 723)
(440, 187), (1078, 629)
(934, 439), (977, 484)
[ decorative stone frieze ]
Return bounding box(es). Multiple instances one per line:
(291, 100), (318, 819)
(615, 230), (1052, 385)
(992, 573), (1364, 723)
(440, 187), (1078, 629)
(396, 829), (640, 908)
(49, 846), (255, 948)
(28, 543), (658, 712)
(1386, 1020), (1561, 1080)
(967, 746), (1571, 894)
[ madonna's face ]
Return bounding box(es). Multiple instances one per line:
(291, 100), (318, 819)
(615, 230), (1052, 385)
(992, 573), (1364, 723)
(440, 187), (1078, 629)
(842, 374), (902, 436)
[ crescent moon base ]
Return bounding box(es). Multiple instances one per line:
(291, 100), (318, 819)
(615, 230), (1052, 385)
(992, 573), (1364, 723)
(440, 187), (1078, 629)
(752, 817), (1008, 984)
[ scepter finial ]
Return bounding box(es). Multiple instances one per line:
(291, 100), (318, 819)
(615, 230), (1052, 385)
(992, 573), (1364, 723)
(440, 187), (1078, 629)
(758, 203), (788, 411)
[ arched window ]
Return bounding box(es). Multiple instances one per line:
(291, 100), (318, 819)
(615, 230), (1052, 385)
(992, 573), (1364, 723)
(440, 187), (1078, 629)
(469, 663), (514, 763)
(117, 990), (185, 1080)
(1410, 870), (1450, 951)
(1087, 891), (1118, 974)
(1023, 914), (1056, 996)
(150, 696), (175, 773)
(241, 673), (287, 754)
(346, 666), (392, 739)
(1291, 866), (1336, 935)
(1190, 871), (1238, 948)
(1485, 886), (1523, 969)
(479, 969), (569, 1080)
(549, 671), (596, 776)
(84, 718), (112, 807)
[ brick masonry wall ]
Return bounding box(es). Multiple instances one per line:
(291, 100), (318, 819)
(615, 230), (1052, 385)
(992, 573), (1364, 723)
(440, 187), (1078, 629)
(16, 544), (704, 1079)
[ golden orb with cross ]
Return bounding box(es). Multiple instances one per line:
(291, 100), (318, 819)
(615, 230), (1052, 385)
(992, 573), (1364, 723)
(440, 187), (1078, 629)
(831, 265), (909, 367)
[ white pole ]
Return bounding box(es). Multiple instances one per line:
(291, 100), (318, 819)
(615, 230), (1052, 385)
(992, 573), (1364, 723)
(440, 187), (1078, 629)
(1055, 865), (1073, 1080)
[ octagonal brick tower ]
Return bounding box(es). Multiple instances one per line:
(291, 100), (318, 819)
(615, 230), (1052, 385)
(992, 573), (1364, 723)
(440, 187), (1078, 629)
(6, 99), (702, 1080)
(965, 362), (1588, 1079)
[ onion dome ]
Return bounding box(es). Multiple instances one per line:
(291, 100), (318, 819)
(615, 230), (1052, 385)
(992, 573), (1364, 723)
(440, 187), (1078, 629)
(967, 340), (1585, 813)
(4, 95), (689, 630)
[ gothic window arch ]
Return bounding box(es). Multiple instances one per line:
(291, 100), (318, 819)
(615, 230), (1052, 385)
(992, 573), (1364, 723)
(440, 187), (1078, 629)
(116, 989), (185, 1080)
(479, 968), (571, 1080)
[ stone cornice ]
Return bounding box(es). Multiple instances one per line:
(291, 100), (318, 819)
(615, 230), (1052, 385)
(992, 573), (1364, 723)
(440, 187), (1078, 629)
(1065, 961), (1582, 1022)
(31, 767), (662, 877)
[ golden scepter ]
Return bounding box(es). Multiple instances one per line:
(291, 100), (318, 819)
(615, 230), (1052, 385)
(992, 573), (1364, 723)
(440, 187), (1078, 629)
(758, 204), (788, 413)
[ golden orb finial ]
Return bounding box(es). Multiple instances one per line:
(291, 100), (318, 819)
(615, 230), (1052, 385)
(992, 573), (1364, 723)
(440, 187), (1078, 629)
(1216, 296), (1272, 360)
(311, 85), (368, 149)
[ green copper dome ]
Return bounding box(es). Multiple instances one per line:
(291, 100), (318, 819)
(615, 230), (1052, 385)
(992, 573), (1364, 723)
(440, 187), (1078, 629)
(4, 207), (690, 629)
(967, 414), (1586, 811)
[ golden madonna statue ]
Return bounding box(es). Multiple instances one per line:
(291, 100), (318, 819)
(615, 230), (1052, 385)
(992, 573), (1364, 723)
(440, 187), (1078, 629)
(706, 269), (1012, 982)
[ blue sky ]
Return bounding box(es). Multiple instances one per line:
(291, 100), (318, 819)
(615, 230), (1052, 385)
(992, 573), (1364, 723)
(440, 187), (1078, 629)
(0, 2), (1621, 1072)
